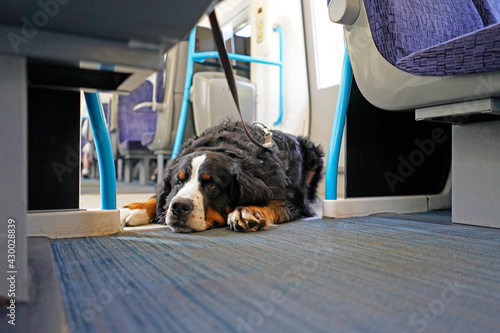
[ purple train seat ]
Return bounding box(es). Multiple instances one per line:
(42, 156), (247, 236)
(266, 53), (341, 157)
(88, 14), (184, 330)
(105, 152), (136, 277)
(328, 0), (500, 111)
(472, 0), (500, 26)
(325, 0), (500, 228)
(364, 0), (500, 77)
(116, 79), (157, 184)
(139, 63), (165, 149)
(117, 80), (157, 151)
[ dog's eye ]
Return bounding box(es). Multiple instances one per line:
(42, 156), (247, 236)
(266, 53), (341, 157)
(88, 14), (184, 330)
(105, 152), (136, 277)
(206, 182), (217, 191)
(177, 180), (184, 186)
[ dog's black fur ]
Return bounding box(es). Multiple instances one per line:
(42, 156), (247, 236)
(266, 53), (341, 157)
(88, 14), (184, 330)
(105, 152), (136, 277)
(152, 120), (323, 232)
(121, 120), (323, 232)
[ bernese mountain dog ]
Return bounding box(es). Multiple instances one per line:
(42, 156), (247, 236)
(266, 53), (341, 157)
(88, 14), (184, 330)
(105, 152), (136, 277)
(120, 120), (323, 232)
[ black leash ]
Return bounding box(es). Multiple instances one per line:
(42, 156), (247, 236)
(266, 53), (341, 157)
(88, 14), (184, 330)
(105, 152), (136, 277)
(208, 10), (272, 149)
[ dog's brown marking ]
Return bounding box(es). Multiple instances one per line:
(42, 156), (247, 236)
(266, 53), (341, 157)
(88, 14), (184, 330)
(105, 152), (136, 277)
(230, 200), (292, 232)
(124, 197), (157, 221)
(245, 200), (291, 224)
(201, 173), (211, 181)
(178, 171), (186, 181)
(306, 170), (316, 184)
(205, 207), (226, 229)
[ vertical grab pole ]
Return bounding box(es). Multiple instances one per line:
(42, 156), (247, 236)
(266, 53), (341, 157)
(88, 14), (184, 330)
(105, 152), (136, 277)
(325, 46), (352, 200)
(84, 92), (117, 209)
(273, 26), (284, 126)
(171, 28), (197, 160)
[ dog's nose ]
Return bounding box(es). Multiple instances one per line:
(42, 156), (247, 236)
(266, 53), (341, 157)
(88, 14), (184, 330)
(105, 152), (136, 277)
(170, 198), (194, 217)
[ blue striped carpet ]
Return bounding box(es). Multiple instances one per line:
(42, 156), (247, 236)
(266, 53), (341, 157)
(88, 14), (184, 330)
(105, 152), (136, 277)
(51, 211), (500, 333)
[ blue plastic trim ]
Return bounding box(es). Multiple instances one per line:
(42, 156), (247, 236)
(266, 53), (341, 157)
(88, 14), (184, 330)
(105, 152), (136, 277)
(171, 26), (284, 159)
(325, 46), (353, 200)
(98, 63), (115, 71)
(84, 92), (117, 209)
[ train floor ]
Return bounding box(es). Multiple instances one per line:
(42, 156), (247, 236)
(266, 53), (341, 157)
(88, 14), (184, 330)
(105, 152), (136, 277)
(4, 179), (500, 332)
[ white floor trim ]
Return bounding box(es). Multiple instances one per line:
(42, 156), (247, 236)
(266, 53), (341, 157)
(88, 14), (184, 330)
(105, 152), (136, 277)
(27, 209), (120, 239)
(323, 195), (429, 218)
(324, 170), (452, 219)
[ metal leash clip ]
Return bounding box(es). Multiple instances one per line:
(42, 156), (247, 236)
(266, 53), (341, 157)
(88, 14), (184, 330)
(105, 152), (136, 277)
(252, 121), (274, 148)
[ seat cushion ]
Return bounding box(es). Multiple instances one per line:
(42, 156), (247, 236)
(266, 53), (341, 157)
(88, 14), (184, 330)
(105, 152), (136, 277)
(364, 0), (484, 65)
(396, 23), (500, 76)
(472, 0), (500, 26)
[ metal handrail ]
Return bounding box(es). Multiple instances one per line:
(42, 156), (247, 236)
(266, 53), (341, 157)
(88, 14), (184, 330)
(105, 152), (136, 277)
(171, 26), (284, 159)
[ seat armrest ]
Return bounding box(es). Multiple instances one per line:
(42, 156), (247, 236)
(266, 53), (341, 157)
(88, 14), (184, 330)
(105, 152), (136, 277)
(133, 102), (155, 112)
(329, 0), (360, 26)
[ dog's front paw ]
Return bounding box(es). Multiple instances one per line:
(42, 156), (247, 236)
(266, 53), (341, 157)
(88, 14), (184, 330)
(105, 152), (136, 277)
(227, 207), (269, 232)
(120, 207), (152, 227)
(119, 198), (157, 227)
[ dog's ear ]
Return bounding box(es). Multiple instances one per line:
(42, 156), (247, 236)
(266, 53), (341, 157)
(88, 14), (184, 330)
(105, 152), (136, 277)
(232, 162), (273, 206)
(154, 159), (178, 224)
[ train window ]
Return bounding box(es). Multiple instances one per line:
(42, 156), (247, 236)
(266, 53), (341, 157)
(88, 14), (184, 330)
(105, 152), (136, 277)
(309, 0), (345, 89)
(235, 24), (251, 38)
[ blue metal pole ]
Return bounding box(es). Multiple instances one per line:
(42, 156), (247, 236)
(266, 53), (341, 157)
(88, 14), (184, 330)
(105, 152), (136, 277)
(192, 51), (282, 66)
(325, 46), (352, 200)
(84, 92), (117, 209)
(273, 26), (284, 126)
(171, 28), (197, 160)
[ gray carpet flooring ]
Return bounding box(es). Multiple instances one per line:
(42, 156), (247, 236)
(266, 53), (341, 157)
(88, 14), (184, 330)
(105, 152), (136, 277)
(50, 211), (500, 333)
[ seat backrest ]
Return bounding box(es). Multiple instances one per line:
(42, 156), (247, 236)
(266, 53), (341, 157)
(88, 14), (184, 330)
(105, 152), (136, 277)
(472, 0), (500, 25)
(191, 72), (255, 135)
(117, 80), (157, 145)
(364, 0), (484, 65)
(146, 26), (219, 153)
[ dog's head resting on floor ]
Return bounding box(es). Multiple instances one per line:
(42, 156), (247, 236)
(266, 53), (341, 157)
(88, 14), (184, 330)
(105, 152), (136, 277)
(155, 149), (275, 232)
